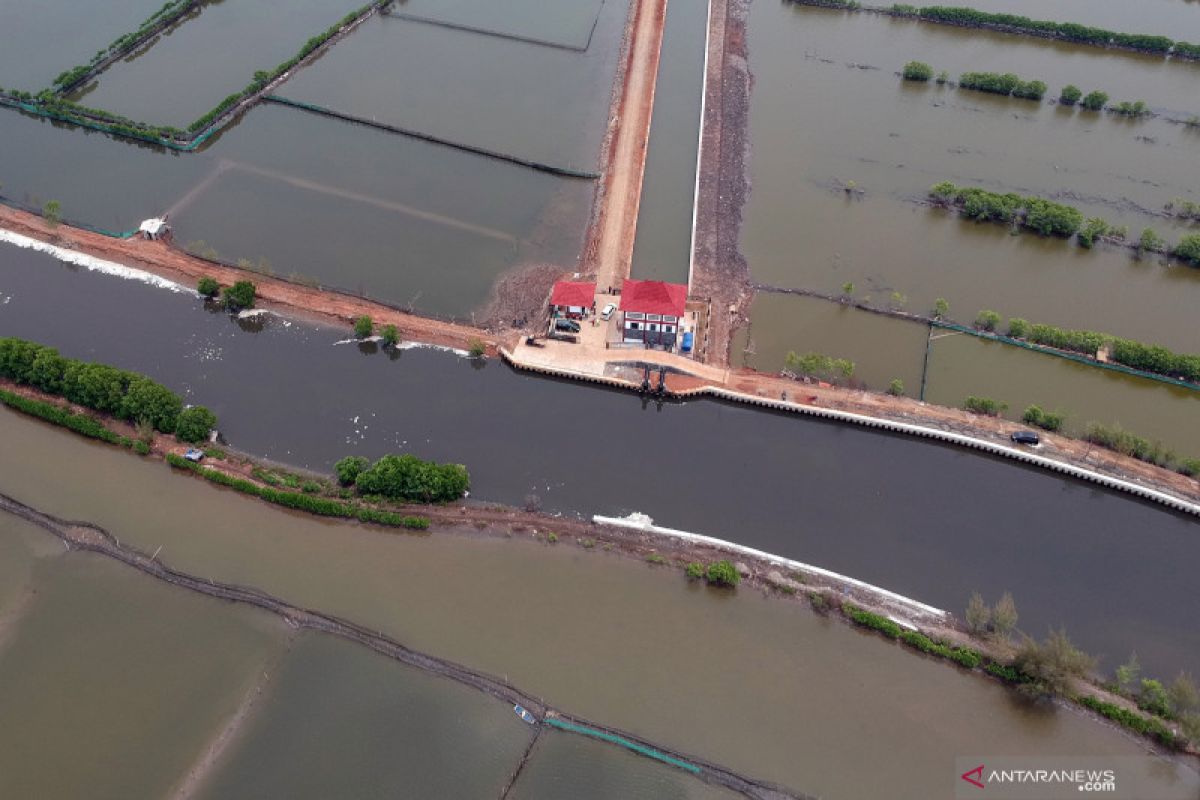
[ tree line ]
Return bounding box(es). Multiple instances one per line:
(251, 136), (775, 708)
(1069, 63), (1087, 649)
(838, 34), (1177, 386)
(0, 337), (216, 443)
(334, 454), (469, 504)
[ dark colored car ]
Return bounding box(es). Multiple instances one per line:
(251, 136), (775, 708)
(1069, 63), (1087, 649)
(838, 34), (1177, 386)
(1010, 430), (1040, 446)
(554, 319), (581, 333)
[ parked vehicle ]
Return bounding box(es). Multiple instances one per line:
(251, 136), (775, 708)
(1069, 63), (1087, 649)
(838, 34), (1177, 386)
(1010, 430), (1040, 446)
(183, 448), (205, 463)
(600, 302), (617, 320)
(554, 319), (581, 333)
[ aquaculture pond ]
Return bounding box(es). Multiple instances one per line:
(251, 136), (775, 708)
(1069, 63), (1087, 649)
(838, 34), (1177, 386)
(195, 634), (532, 800)
(925, 330), (1200, 456)
(0, 101), (588, 317)
(731, 292), (929, 390)
(280, 0), (628, 170)
(2, 246), (1199, 681)
(0, 0), (166, 92)
(69, 0), (359, 127)
(629, 0), (709, 283)
(2, 431), (1197, 800)
(741, 5), (1200, 352)
(0, 520), (284, 800)
(392, 0), (607, 50)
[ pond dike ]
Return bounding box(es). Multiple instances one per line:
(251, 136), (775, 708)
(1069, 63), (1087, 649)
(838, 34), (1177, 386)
(0, 490), (809, 800)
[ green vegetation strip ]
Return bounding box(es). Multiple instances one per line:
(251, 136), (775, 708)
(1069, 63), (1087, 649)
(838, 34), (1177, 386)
(544, 719), (703, 775)
(0, 388), (123, 446)
(0, 336), (216, 440)
(787, 1), (1197, 59)
(0, 1), (389, 150)
(843, 604), (982, 668)
(931, 319), (1200, 389)
(166, 454), (430, 530)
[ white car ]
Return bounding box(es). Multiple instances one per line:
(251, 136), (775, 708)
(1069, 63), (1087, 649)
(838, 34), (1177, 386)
(600, 303), (617, 320)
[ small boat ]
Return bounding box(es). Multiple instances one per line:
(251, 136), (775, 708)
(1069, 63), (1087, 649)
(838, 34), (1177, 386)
(513, 704), (537, 725)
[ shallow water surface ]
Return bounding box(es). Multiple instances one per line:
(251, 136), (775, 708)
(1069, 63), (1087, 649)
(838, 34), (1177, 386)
(0, 537), (283, 800)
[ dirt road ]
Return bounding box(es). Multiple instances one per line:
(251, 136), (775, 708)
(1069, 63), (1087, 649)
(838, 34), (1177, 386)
(585, 0), (668, 291)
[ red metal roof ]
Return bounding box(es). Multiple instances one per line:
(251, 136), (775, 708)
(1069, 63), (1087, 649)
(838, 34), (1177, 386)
(619, 280), (687, 317)
(550, 281), (596, 308)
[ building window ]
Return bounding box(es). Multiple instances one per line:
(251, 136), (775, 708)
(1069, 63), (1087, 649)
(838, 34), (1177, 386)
(629, 321), (640, 330)
(647, 314), (662, 322)
(626, 312), (645, 321)
(663, 315), (677, 323)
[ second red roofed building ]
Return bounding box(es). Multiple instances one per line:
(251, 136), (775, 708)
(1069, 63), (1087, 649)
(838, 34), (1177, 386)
(619, 279), (688, 348)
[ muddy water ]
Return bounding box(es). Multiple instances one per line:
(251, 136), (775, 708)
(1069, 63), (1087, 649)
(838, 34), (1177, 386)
(742, 5), (1200, 351)
(281, 0), (627, 169)
(70, 0), (355, 126)
(394, 0), (606, 48)
(196, 633), (532, 799)
(731, 292), (929, 390)
(2, 424), (1197, 798)
(953, 0), (1200, 37)
(510, 730), (738, 800)
(0, 528), (284, 800)
(0, 0), (164, 91)
(926, 331), (1200, 456)
(2, 247), (1198, 678)
(629, 0), (708, 282)
(0, 101), (587, 315)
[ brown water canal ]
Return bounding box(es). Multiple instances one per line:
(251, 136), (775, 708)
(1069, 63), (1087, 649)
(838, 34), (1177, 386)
(740, 4), (1200, 352)
(2, 428), (1197, 798)
(3, 246), (1198, 681)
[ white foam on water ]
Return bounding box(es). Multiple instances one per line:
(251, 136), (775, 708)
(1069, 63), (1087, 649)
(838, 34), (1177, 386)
(398, 341), (470, 358)
(0, 229), (194, 295)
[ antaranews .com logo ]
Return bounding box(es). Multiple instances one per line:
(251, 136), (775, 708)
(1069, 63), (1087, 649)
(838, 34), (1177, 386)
(960, 763), (1115, 792)
(954, 756), (1200, 800)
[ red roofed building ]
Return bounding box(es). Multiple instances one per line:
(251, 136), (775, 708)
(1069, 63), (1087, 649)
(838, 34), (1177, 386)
(619, 279), (688, 347)
(549, 280), (596, 318)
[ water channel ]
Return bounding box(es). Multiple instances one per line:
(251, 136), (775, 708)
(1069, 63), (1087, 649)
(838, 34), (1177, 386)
(2, 246), (1197, 681)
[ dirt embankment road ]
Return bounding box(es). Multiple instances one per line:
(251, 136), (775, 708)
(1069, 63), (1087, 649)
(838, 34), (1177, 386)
(583, 0), (667, 291)
(0, 205), (501, 354)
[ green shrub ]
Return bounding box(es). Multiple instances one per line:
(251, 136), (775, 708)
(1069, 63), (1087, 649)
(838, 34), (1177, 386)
(334, 455), (369, 486)
(1178, 459), (1200, 478)
(0, 388), (120, 445)
(354, 454), (470, 502)
(468, 338), (487, 358)
(1011, 79), (1046, 101)
(133, 440), (151, 456)
(645, 553), (667, 564)
(381, 324), (400, 347)
(705, 560), (741, 587)
(353, 315), (373, 338)
(975, 310), (1001, 331)
(1175, 234), (1200, 266)
(1111, 100), (1148, 117)
(1078, 696), (1179, 749)
(1005, 317), (1029, 338)
(844, 604), (902, 638)
(887, 378), (905, 396)
(301, 480), (321, 494)
(1023, 197), (1083, 237)
(985, 662), (1027, 683)
(1081, 90), (1108, 111)
(1076, 217), (1109, 249)
(902, 61), (933, 81)
(964, 396), (1007, 416)
(1059, 85), (1082, 106)
(175, 405), (216, 444)
(197, 276), (220, 298)
(958, 71), (1022, 96)
(1138, 679), (1172, 717)
(685, 562), (705, 580)
(1085, 423), (1176, 467)
(784, 352), (855, 383)
(1022, 405), (1065, 432)
(222, 280), (256, 311)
